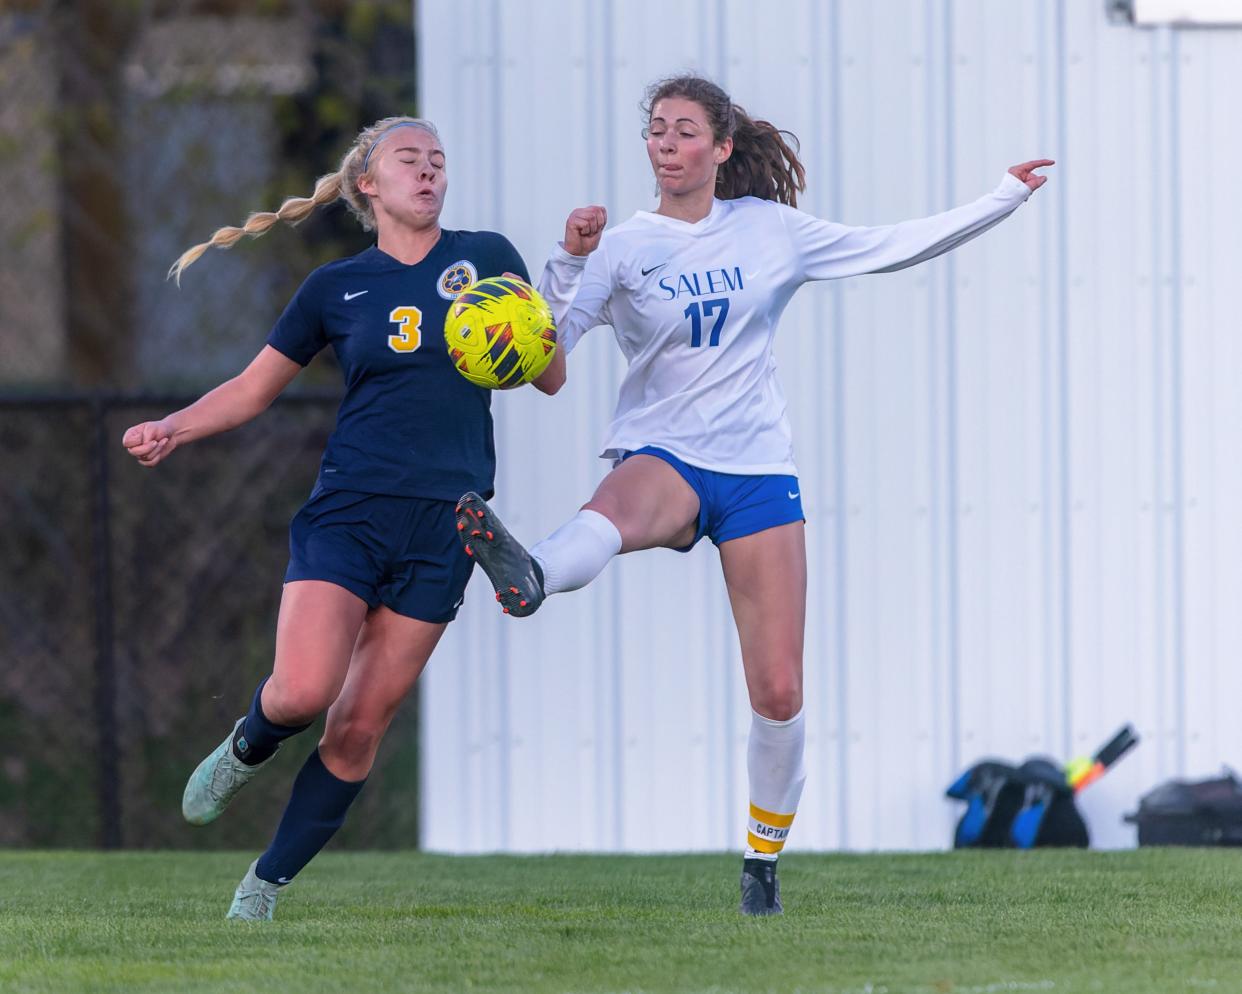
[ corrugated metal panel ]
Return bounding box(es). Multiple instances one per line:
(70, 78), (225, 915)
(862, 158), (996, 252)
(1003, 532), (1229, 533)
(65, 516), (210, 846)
(416, 0), (1242, 852)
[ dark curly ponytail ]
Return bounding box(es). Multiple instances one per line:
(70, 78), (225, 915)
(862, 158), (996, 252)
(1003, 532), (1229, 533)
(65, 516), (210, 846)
(642, 74), (806, 207)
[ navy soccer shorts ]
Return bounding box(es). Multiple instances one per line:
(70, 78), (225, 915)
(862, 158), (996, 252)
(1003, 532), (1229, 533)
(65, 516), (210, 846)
(623, 446), (805, 552)
(286, 485), (474, 623)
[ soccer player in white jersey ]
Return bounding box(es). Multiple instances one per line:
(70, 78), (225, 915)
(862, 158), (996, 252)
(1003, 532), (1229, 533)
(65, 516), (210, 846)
(458, 74), (1053, 915)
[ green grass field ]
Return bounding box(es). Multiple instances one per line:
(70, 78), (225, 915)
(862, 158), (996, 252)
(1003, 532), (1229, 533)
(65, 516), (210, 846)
(2, 850), (1240, 993)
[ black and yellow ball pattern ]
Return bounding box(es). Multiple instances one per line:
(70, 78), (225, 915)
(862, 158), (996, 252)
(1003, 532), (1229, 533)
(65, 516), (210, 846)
(443, 277), (558, 390)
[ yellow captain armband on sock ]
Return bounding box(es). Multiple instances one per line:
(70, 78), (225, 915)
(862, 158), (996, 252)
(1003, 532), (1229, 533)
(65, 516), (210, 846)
(747, 802), (796, 855)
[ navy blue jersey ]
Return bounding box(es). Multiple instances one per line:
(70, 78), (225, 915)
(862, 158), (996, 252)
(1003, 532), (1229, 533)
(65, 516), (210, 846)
(268, 230), (529, 500)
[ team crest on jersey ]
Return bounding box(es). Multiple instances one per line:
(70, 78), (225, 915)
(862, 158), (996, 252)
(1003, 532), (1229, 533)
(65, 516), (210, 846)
(437, 260), (478, 299)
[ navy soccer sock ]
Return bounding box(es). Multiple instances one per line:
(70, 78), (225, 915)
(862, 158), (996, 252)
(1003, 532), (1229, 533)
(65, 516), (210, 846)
(254, 748), (367, 885)
(232, 676), (312, 765)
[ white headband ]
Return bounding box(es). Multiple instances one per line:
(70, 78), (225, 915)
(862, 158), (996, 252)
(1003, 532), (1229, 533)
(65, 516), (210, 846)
(362, 121), (439, 173)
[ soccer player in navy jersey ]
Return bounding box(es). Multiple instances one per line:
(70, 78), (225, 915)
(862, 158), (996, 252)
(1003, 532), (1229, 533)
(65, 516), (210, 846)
(122, 115), (605, 920)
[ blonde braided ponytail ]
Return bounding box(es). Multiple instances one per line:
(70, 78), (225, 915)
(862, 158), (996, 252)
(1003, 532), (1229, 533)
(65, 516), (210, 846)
(168, 116), (440, 284)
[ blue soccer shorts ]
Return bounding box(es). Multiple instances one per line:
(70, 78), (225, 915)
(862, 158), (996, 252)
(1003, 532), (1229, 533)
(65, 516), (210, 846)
(623, 446), (805, 552)
(285, 484), (474, 623)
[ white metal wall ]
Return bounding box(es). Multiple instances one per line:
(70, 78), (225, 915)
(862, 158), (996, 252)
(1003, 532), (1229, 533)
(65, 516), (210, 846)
(415, 0), (1242, 852)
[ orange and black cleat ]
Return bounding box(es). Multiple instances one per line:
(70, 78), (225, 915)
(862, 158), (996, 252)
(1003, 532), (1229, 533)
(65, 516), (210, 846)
(454, 492), (545, 617)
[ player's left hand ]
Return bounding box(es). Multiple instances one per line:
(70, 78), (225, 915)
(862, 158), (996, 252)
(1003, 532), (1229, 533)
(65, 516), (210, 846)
(1008, 159), (1055, 192)
(564, 205), (607, 257)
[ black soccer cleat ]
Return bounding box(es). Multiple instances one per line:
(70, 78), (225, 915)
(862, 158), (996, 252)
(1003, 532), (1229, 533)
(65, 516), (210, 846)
(739, 857), (783, 916)
(455, 492), (546, 618)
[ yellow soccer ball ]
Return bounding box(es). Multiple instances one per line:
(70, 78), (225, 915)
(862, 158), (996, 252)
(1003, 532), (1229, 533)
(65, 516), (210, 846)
(443, 276), (558, 389)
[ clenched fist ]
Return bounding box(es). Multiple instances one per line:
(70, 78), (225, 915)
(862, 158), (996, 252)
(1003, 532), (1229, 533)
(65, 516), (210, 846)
(122, 420), (177, 468)
(564, 205), (607, 257)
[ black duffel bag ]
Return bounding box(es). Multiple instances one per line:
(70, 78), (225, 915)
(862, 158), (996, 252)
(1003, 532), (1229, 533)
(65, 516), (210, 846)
(946, 756), (1088, 849)
(1125, 770), (1242, 846)
(946, 725), (1139, 850)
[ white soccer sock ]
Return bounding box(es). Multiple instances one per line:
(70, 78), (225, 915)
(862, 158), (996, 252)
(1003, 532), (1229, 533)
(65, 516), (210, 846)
(530, 509), (623, 596)
(745, 707), (807, 862)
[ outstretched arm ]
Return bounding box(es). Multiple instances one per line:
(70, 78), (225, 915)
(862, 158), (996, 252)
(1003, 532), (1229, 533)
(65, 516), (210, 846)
(121, 345), (302, 467)
(786, 159), (1054, 281)
(533, 205), (608, 395)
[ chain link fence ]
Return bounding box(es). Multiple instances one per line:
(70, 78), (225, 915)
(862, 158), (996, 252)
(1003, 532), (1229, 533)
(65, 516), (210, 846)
(1, 1), (425, 848)
(1, 394), (427, 850)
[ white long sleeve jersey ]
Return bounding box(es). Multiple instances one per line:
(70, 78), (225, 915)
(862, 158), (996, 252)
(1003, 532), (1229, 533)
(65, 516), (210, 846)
(538, 172), (1033, 475)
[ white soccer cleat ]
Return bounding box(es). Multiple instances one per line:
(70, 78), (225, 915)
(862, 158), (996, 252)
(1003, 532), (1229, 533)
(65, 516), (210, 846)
(226, 859), (285, 921)
(181, 717), (278, 825)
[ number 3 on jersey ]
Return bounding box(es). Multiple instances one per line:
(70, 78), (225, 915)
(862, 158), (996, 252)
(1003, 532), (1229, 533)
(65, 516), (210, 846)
(685, 298), (730, 347)
(388, 306), (423, 353)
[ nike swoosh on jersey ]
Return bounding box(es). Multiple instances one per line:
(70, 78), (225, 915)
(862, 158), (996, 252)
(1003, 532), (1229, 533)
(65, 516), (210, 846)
(343, 290), (369, 300)
(787, 491), (800, 499)
(640, 263), (667, 276)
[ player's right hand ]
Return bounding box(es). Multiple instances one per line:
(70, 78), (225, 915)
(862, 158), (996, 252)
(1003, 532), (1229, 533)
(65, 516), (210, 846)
(564, 205), (607, 257)
(122, 420), (177, 468)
